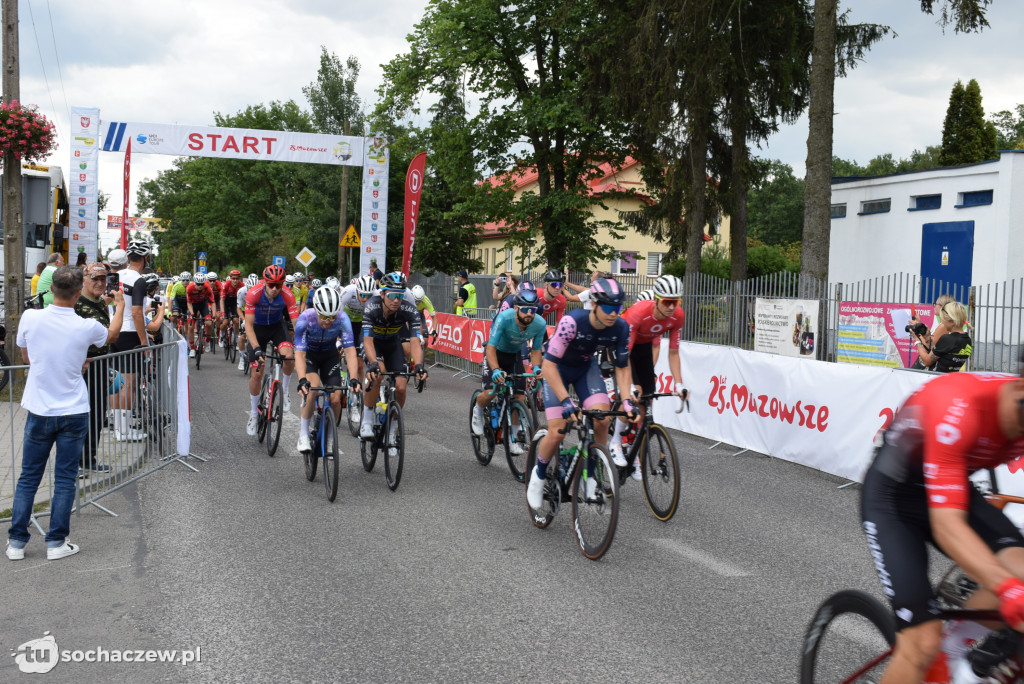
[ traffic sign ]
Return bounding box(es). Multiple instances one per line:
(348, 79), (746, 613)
(197, 266), (207, 274)
(296, 247), (316, 267)
(198, 251), (208, 260)
(340, 225), (360, 247)
(272, 256), (285, 268)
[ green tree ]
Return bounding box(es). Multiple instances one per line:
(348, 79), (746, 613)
(988, 104), (1024, 150)
(747, 160), (805, 245)
(939, 78), (997, 165)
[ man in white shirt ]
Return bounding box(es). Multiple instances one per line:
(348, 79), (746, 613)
(7, 266), (125, 561)
(564, 270), (603, 310)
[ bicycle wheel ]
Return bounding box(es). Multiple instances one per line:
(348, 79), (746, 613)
(799, 590), (896, 684)
(348, 397), (362, 438)
(360, 425), (378, 472)
(525, 428), (556, 528)
(384, 402), (404, 491)
(223, 330), (231, 360)
(267, 380), (283, 457)
(256, 374), (270, 443)
(195, 326), (204, 369)
(641, 424), (681, 522)
(503, 399), (532, 483)
(570, 443), (619, 560)
(303, 413), (319, 482)
(322, 412), (340, 502)
(470, 390), (494, 466)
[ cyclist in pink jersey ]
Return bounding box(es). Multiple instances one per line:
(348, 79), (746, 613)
(610, 275), (689, 472)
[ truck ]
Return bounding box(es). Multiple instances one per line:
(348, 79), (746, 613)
(0, 163), (70, 276)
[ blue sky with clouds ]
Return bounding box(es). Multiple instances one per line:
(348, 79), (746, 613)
(12, 0), (1024, 249)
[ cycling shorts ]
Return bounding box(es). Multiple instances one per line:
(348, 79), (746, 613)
(172, 296), (188, 315)
(110, 332), (146, 372)
(481, 350), (525, 394)
(630, 342), (657, 395)
(190, 301), (212, 320)
(367, 336), (407, 376)
(861, 454), (1024, 631)
(247, 321), (293, 362)
(542, 359), (608, 420)
(304, 349), (343, 387)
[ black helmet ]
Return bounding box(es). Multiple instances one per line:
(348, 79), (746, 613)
(543, 269), (564, 283)
(143, 272), (160, 295)
(380, 271), (407, 291)
(513, 289), (540, 308)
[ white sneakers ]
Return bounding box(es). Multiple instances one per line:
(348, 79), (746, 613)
(297, 433), (311, 453)
(471, 407), (484, 436)
(508, 441), (525, 455)
(609, 443), (627, 467)
(115, 428), (147, 442)
(359, 421), (374, 439)
(527, 469), (546, 510)
(6, 542), (24, 560)
(283, 394), (292, 413)
(189, 348), (196, 358)
(632, 462), (643, 481)
(47, 541), (80, 560)
(246, 412), (258, 436)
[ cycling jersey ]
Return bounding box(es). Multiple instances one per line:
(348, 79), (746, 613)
(235, 284), (248, 312)
(489, 308), (546, 355)
(185, 282), (214, 305)
(622, 299), (686, 349)
(494, 294), (514, 318)
(416, 295), (436, 315)
(361, 294), (420, 341)
(245, 282), (298, 326)
(208, 279), (222, 302)
(294, 308), (355, 354)
(170, 282), (187, 299)
(544, 309), (630, 368)
(340, 284), (370, 324)
(539, 292), (566, 321)
(222, 279), (243, 298)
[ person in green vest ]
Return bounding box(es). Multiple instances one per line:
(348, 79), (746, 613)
(35, 252), (65, 308)
(454, 269), (476, 316)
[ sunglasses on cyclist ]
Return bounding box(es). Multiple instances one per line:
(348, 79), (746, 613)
(317, 314), (335, 323)
(265, 282), (283, 290)
(517, 306), (538, 315)
(384, 291), (405, 301)
(598, 303), (623, 315)
(657, 298), (681, 307)
(547, 282), (563, 289)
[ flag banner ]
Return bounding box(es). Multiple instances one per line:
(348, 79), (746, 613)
(402, 152), (427, 276)
(69, 106), (100, 260)
(360, 135), (389, 273)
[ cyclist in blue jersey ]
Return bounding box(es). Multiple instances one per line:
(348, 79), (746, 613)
(244, 264), (300, 436)
(359, 272), (428, 441)
(294, 287), (362, 453)
(471, 288), (546, 453)
(526, 277), (639, 510)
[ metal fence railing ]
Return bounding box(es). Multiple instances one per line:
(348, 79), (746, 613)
(410, 269), (1024, 375)
(1, 322), (200, 530)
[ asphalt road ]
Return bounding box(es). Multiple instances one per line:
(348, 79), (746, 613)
(0, 349), (889, 683)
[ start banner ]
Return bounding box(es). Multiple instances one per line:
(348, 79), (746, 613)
(652, 342), (932, 482)
(100, 120), (365, 167)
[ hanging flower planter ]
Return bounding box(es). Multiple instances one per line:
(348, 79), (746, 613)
(0, 101), (58, 164)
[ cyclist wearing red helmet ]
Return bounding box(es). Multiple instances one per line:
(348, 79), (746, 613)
(244, 265), (299, 435)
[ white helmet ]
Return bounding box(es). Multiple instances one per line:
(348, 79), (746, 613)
(245, 274), (259, 288)
(355, 275), (376, 296)
(312, 286), (342, 317)
(310, 278), (322, 289)
(192, 273), (207, 284)
(411, 285), (425, 302)
(636, 289), (654, 302)
(325, 276), (340, 289)
(171, 275), (180, 283)
(206, 271), (218, 281)
(180, 271), (191, 281)
(284, 275), (295, 286)
(653, 275), (683, 299)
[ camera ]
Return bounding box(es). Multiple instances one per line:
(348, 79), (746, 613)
(905, 321), (929, 336)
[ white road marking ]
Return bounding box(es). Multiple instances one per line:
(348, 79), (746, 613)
(650, 538), (751, 577)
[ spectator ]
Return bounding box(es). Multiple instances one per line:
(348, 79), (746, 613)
(6, 266), (124, 561)
(490, 272), (518, 310)
(369, 258), (385, 283)
(564, 270), (604, 310)
(30, 262), (45, 296)
(35, 252), (65, 308)
(454, 269), (476, 316)
(75, 251), (88, 267)
(910, 300), (973, 372)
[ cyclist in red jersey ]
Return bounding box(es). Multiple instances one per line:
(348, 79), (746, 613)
(219, 270), (243, 339)
(861, 370), (1024, 682)
(538, 269), (570, 324)
(610, 274), (689, 472)
(244, 265), (299, 433)
(185, 273), (215, 356)
(207, 271), (223, 326)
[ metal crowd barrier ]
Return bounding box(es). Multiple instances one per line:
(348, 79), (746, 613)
(1, 322), (200, 530)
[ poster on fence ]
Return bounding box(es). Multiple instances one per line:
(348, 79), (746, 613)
(837, 302), (935, 368)
(753, 298), (819, 358)
(428, 313), (487, 364)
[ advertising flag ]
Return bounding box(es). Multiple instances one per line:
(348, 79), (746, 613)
(122, 138), (131, 248)
(402, 152), (426, 276)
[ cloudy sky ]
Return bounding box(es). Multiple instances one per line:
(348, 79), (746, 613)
(12, 0), (1024, 249)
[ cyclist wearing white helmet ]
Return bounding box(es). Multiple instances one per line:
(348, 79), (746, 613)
(293, 286), (363, 453)
(185, 272), (214, 357)
(170, 273), (189, 325)
(410, 284), (436, 330)
(233, 274), (260, 370)
(105, 240), (152, 441)
(610, 274), (689, 475)
(636, 289), (654, 302)
(337, 274), (377, 385)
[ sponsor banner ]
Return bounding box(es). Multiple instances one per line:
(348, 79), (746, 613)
(754, 298), (820, 358)
(69, 106), (100, 260)
(428, 313), (487, 364)
(99, 120), (365, 167)
(106, 216), (166, 231)
(652, 343), (931, 482)
(360, 135), (389, 273)
(838, 301), (936, 368)
(402, 152), (426, 276)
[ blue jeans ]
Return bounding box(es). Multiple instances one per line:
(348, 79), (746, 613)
(8, 412), (89, 547)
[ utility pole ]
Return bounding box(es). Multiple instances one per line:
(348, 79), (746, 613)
(3, 0), (24, 354)
(337, 119), (350, 279)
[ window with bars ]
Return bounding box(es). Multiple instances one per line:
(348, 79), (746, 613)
(858, 198), (891, 215)
(646, 253), (663, 276)
(830, 203), (847, 219)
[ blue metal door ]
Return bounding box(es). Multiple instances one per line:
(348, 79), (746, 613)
(920, 221), (974, 303)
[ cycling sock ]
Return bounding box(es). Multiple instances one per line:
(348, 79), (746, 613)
(281, 372), (291, 396)
(536, 460), (549, 479)
(250, 394), (259, 414)
(511, 424), (521, 439)
(362, 404), (373, 424)
(473, 404), (483, 417)
(611, 418), (628, 446)
(116, 409), (130, 434)
(301, 417), (310, 434)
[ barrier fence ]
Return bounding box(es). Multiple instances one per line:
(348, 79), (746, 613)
(1, 322), (199, 529)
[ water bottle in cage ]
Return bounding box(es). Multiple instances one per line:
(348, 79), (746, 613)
(375, 399), (387, 424)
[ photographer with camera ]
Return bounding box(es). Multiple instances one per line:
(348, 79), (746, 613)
(908, 299), (972, 373)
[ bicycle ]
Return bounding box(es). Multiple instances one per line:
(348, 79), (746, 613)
(253, 343), (287, 457)
(221, 315), (239, 364)
(300, 383), (347, 502)
(190, 311), (208, 369)
(468, 369), (535, 482)
(360, 369), (420, 491)
(608, 391), (686, 522)
(524, 408), (620, 560)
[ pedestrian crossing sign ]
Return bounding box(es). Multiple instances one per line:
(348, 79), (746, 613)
(340, 225), (360, 247)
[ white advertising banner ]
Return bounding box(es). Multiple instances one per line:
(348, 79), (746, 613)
(652, 343), (932, 482)
(99, 120), (365, 167)
(359, 135), (389, 273)
(69, 106), (100, 260)
(754, 298), (819, 358)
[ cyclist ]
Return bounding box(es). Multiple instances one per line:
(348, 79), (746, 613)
(301, 278), (323, 312)
(611, 274), (689, 474)
(185, 273), (215, 357)
(219, 270), (243, 347)
(860, 371), (1024, 683)
(244, 265), (299, 435)
(538, 269), (568, 324)
(165, 274), (179, 304)
(170, 272), (189, 329)
(294, 286), (362, 453)
(471, 288), (546, 454)
(526, 277), (638, 511)
(410, 284), (436, 333)
(359, 272), (428, 441)
(207, 271), (223, 333)
(495, 281), (536, 317)
(340, 275), (376, 383)
(294, 273), (309, 310)
(235, 274), (259, 371)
